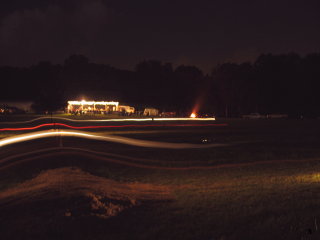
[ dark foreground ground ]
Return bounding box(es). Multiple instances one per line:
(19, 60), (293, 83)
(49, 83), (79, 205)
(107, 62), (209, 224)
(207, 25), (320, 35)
(1, 116), (320, 239)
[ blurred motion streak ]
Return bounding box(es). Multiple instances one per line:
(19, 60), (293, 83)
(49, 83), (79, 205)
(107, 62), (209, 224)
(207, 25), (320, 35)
(0, 129), (228, 149)
(1, 146), (317, 171)
(0, 117), (216, 125)
(0, 122), (226, 131)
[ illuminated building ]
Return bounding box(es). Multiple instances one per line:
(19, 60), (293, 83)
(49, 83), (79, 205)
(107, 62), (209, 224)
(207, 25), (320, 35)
(67, 100), (119, 114)
(143, 108), (159, 116)
(118, 105), (135, 114)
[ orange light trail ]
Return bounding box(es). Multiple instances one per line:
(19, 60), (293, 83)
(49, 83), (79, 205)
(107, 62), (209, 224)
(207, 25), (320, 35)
(1, 146), (317, 172)
(0, 117), (215, 125)
(0, 122), (227, 132)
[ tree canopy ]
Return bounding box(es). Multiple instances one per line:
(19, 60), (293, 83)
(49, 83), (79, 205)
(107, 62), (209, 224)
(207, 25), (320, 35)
(1, 53), (320, 117)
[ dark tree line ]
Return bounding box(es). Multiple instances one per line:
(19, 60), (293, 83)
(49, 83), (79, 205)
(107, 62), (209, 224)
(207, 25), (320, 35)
(1, 53), (320, 117)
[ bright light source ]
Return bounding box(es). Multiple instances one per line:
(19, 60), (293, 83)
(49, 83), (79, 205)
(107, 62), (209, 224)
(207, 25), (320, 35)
(67, 100), (120, 113)
(68, 100), (119, 106)
(190, 113), (196, 118)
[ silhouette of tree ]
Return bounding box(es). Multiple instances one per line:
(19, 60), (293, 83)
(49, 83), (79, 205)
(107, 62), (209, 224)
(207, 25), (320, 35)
(1, 52), (320, 116)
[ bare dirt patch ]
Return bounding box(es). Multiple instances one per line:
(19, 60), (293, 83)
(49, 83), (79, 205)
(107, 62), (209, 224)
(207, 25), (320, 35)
(0, 167), (171, 219)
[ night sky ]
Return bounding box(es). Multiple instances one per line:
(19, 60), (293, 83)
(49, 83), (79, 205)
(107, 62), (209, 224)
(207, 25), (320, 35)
(0, 0), (319, 73)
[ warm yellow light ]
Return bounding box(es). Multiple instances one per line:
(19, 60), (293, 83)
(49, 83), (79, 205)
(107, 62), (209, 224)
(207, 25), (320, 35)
(68, 100), (119, 106)
(190, 113), (196, 118)
(5, 116), (215, 124)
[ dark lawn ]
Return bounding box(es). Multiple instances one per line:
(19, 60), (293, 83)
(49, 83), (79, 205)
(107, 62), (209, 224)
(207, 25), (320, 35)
(1, 117), (320, 239)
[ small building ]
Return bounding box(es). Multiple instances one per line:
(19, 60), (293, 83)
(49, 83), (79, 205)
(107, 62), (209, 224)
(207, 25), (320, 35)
(143, 108), (159, 116)
(266, 114), (288, 119)
(118, 105), (135, 114)
(0, 101), (34, 114)
(67, 100), (119, 114)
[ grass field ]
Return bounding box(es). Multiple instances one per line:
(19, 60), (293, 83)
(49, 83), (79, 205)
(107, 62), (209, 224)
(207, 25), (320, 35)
(1, 116), (320, 239)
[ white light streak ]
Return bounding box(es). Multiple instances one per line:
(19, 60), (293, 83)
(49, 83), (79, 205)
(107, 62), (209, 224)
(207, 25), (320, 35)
(0, 129), (226, 149)
(1, 117), (215, 125)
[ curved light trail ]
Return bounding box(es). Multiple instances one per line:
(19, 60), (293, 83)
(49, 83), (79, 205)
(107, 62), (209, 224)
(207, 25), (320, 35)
(0, 116), (216, 125)
(0, 146), (205, 170)
(0, 122), (227, 132)
(0, 129), (229, 149)
(0, 147), (178, 166)
(1, 146), (318, 172)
